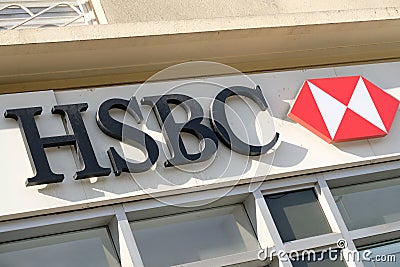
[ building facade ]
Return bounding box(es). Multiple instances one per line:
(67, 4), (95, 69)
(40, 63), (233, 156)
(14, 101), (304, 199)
(1, 1), (400, 267)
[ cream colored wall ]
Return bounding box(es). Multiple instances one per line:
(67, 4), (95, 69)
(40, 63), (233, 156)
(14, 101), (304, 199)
(99, 0), (400, 23)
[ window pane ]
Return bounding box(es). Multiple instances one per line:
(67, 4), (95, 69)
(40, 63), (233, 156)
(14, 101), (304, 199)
(265, 189), (331, 242)
(331, 178), (400, 230)
(130, 205), (259, 267)
(0, 0), (92, 30)
(0, 228), (120, 267)
(360, 240), (400, 267)
(291, 250), (347, 267)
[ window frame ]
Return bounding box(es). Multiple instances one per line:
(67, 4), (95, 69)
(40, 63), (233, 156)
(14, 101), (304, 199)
(0, 160), (399, 267)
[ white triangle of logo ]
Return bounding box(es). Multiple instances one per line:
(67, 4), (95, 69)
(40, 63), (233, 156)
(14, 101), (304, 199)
(308, 81), (347, 139)
(347, 77), (387, 133)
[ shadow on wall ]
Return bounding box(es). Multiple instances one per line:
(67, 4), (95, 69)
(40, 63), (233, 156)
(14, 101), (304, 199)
(35, 133), (310, 203)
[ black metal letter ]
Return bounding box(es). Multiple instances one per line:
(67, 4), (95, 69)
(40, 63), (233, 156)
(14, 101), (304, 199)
(96, 98), (159, 175)
(210, 86), (279, 155)
(5, 103), (111, 186)
(142, 94), (218, 167)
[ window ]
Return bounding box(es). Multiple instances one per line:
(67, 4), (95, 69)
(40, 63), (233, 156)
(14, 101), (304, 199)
(0, 228), (120, 267)
(0, 0), (96, 30)
(291, 250), (347, 267)
(332, 177), (400, 230)
(130, 205), (259, 267)
(359, 240), (400, 267)
(265, 189), (332, 242)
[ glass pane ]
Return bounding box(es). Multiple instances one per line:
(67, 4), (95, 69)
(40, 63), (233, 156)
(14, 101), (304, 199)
(331, 177), (400, 230)
(264, 189), (331, 242)
(130, 205), (259, 267)
(291, 250), (347, 267)
(0, 228), (120, 267)
(360, 240), (400, 267)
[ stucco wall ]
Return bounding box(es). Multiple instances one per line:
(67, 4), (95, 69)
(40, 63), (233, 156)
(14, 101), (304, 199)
(99, 0), (400, 23)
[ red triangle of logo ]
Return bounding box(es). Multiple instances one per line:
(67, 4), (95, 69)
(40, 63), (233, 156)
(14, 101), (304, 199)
(334, 108), (387, 142)
(289, 82), (332, 142)
(308, 76), (359, 105)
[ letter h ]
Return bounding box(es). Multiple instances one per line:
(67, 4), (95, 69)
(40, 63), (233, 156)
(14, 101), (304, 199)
(5, 103), (110, 186)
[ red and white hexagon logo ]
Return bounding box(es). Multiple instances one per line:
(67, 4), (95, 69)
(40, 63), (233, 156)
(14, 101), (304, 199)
(288, 76), (399, 143)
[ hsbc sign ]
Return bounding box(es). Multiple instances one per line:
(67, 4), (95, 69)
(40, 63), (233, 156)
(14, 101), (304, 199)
(3, 74), (399, 188)
(288, 76), (399, 143)
(5, 86), (280, 187)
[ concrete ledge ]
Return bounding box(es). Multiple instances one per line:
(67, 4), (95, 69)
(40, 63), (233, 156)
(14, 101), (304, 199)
(1, 7), (400, 93)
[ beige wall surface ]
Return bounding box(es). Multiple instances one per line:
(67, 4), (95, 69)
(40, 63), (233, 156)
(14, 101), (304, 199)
(99, 0), (400, 23)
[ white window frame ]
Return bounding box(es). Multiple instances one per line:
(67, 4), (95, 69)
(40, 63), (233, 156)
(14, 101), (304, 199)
(0, 0), (103, 30)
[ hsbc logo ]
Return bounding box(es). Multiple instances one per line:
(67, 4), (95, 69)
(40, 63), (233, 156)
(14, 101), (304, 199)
(288, 76), (400, 143)
(4, 61), (281, 189)
(5, 69), (400, 188)
(5, 86), (279, 187)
